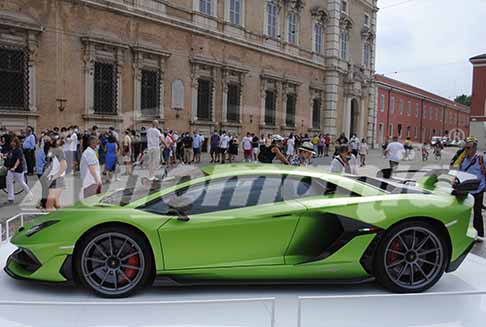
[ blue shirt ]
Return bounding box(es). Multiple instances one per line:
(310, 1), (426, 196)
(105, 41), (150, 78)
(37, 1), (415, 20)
(35, 148), (46, 175)
(193, 134), (202, 149)
(23, 134), (36, 150)
(460, 154), (486, 194)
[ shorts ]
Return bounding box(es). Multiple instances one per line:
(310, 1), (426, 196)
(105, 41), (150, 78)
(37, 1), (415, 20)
(244, 149), (253, 157)
(219, 148), (227, 154)
(210, 146), (219, 154)
(48, 177), (65, 189)
(193, 147), (201, 155)
(122, 155), (131, 163)
(147, 148), (161, 165)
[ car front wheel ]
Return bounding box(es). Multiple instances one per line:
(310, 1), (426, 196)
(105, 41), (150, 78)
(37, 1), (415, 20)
(374, 221), (448, 293)
(75, 226), (154, 298)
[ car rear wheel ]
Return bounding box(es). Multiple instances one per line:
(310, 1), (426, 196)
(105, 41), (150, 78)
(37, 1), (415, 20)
(74, 226), (154, 298)
(374, 221), (448, 293)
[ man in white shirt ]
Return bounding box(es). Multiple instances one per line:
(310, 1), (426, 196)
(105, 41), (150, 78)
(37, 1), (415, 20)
(69, 129), (78, 173)
(242, 132), (253, 162)
(80, 136), (102, 199)
(146, 120), (163, 180)
(330, 145), (358, 175)
(219, 132), (230, 164)
(385, 136), (405, 169)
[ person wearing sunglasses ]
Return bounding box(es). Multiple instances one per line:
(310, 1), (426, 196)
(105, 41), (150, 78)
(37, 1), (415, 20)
(453, 136), (486, 242)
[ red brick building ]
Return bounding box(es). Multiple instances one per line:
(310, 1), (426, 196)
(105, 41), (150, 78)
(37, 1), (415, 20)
(374, 75), (470, 147)
(470, 54), (486, 150)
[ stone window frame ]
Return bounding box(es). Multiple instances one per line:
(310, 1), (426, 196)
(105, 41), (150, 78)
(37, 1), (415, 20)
(283, 82), (299, 128)
(198, 0), (216, 16)
(310, 87), (324, 130)
(341, 0), (348, 14)
(0, 14), (43, 114)
(0, 44), (29, 112)
(190, 58), (218, 123)
(222, 66), (248, 125)
(284, 1), (304, 46)
(416, 103), (419, 118)
(364, 13), (370, 27)
(264, 0), (282, 40)
(225, 0), (245, 27)
(339, 17), (352, 61)
(260, 74), (282, 128)
(390, 96), (395, 114)
(82, 36), (128, 118)
(399, 98), (404, 115)
(361, 26), (374, 68)
(286, 11), (299, 45)
(311, 8), (328, 55)
(132, 45), (171, 122)
(380, 94), (385, 112)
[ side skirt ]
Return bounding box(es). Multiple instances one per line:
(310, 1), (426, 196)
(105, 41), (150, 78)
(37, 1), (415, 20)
(153, 276), (375, 287)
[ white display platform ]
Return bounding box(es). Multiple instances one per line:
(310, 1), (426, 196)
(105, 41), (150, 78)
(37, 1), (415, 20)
(1, 241), (486, 327)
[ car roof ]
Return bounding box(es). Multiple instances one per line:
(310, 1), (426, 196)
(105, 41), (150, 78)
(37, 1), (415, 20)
(123, 164), (384, 208)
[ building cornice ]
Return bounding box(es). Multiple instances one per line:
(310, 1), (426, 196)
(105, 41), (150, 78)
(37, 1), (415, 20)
(0, 11), (44, 32)
(78, 0), (330, 71)
(132, 45), (171, 58)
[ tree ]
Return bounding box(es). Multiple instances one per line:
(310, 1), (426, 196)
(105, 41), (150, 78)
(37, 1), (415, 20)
(454, 94), (472, 107)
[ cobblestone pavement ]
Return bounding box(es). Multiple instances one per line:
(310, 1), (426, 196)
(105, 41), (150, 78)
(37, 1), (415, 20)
(1, 146), (484, 257)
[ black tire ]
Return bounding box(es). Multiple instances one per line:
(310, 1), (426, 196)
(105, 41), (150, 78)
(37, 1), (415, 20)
(373, 220), (449, 293)
(74, 225), (154, 298)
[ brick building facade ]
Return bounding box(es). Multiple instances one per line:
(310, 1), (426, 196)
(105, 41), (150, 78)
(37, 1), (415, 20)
(0, 0), (378, 140)
(375, 75), (470, 147)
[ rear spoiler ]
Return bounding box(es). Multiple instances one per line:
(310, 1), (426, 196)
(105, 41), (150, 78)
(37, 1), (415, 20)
(377, 168), (480, 196)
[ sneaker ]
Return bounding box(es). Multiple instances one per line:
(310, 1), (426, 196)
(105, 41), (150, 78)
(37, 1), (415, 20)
(476, 236), (485, 243)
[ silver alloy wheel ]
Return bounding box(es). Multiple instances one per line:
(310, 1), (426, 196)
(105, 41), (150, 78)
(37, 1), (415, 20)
(384, 226), (444, 290)
(80, 232), (145, 296)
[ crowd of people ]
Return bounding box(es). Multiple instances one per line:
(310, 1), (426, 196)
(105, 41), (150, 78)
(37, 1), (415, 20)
(0, 121), (355, 208)
(0, 123), (484, 242)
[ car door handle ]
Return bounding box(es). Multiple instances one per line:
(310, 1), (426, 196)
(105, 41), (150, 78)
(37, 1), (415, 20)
(271, 214), (293, 218)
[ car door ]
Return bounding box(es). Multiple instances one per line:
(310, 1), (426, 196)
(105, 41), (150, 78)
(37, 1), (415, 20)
(153, 175), (307, 270)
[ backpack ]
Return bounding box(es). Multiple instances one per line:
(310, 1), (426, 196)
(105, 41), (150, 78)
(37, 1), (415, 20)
(258, 145), (275, 163)
(457, 151), (486, 177)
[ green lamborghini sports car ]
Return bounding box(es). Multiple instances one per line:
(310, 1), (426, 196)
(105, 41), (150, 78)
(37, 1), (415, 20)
(4, 164), (478, 297)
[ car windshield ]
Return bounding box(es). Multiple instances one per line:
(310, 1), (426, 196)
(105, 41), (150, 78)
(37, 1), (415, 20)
(100, 175), (193, 206)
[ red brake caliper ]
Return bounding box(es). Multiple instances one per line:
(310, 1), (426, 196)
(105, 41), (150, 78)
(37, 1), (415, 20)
(387, 239), (401, 266)
(123, 255), (140, 281)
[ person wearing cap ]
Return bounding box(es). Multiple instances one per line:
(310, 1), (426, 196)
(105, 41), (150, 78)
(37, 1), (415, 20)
(329, 145), (358, 175)
(453, 136), (485, 242)
(257, 135), (289, 165)
(289, 141), (315, 167)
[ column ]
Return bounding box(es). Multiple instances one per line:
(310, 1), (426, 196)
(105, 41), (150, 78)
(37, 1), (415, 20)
(132, 56), (143, 120)
(83, 43), (96, 115)
(260, 80), (266, 125)
(116, 48), (124, 115)
(323, 0), (340, 138)
(159, 66), (165, 121)
(27, 32), (39, 112)
(222, 70), (228, 123)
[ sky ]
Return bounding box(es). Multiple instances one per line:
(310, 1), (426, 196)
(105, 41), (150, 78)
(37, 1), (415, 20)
(376, 0), (486, 100)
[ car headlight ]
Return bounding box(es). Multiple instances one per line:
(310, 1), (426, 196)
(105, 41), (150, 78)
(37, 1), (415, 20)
(25, 220), (60, 237)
